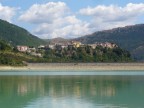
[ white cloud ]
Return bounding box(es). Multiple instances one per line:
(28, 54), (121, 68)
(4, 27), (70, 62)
(79, 3), (144, 22)
(19, 2), (91, 39)
(19, 2), (69, 24)
(33, 15), (90, 39)
(0, 3), (16, 22)
(19, 2), (144, 39)
(78, 3), (144, 34)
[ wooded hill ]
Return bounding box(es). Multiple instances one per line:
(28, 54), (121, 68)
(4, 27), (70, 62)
(0, 39), (133, 65)
(0, 19), (46, 46)
(36, 45), (133, 63)
(0, 40), (35, 66)
(74, 24), (144, 60)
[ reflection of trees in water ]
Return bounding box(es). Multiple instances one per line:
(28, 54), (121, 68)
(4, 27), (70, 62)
(0, 76), (45, 108)
(0, 76), (45, 96)
(0, 75), (144, 108)
(43, 76), (131, 98)
(0, 76), (131, 98)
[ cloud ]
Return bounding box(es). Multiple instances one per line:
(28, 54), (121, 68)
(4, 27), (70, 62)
(33, 15), (90, 39)
(78, 3), (144, 33)
(79, 3), (144, 22)
(19, 2), (144, 39)
(0, 3), (16, 22)
(19, 2), (91, 39)
(19, 2), (69, 24)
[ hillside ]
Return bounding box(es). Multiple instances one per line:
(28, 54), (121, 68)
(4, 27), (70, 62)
(0, 39), (132, 64)
(74, 24), (144, 60)
(0, 19), (46, 46)
(41, 45), (132, 63)
(44, 37), (70, 44)
(0, 40), (33, 66)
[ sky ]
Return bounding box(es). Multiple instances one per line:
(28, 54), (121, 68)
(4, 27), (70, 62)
(0, 0), (144, 39)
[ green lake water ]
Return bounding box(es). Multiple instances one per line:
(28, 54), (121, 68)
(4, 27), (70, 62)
(0, 71), (144, 108)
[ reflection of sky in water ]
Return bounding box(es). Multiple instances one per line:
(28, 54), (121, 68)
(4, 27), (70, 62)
(0, 71), (144, 75)
(24, 96), (125, 108)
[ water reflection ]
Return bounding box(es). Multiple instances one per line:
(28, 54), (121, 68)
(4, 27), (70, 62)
(0, 75), (144, 108)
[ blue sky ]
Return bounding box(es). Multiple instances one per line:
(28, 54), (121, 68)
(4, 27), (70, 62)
(0, 0), (144, 39)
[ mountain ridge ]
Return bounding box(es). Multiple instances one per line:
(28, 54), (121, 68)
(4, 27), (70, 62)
(0, 18), (144, 60)
(74, 24), (144, 60)
(44, 37), (70, 44)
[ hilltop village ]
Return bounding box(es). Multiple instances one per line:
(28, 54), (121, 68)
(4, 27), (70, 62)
(0, 39), (132, 66)
(17, 41), (118, 57)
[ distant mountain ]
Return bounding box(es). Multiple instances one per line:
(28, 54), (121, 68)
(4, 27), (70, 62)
(0, 19), (46, 46)
(74, 24), (144, 60)
(44, 37), (70, 44)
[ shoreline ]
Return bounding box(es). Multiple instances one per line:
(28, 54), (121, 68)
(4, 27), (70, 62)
(0, 63), (144, 71)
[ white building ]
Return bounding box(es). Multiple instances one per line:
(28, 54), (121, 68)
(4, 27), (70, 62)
(48, 44), (56, 49)
(38, 45), (45, 49)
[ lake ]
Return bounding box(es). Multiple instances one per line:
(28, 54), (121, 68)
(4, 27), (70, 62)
(0, 71), (144, 108)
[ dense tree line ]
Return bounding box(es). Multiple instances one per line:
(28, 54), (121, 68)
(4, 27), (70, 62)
(39, 45), (132, 63)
